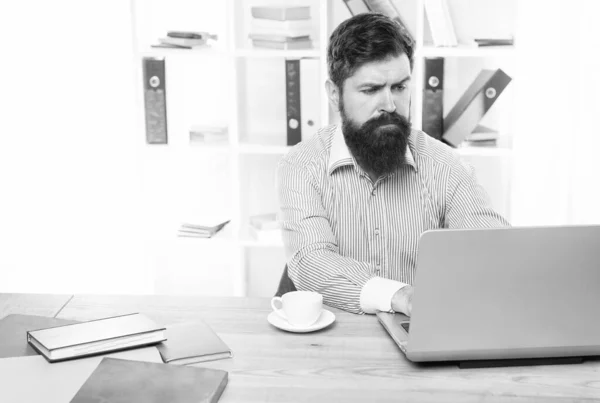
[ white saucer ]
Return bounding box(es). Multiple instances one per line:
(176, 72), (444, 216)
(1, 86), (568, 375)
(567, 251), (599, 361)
(268, 309), (336, 333)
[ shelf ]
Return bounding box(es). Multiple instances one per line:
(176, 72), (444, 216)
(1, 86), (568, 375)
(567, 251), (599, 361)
(138, 46), (228, 58)
(233, 48), (321, 58)
(419, 45), (516, 58)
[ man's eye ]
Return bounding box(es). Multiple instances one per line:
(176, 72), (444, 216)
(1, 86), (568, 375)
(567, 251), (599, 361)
(362, 88), (377, 94)
(393, 85), (407, 92)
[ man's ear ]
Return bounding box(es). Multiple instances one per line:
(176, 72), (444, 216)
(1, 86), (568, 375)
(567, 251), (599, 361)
(325, 79), (340, 112)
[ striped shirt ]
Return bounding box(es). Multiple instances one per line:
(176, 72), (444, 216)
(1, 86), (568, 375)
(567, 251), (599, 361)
(276, 124), (509, 314)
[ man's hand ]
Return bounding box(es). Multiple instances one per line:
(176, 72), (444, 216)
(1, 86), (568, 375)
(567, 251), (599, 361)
(391, 285), (414, 317)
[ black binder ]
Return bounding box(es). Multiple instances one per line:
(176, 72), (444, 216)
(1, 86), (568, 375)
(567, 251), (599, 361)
(442, 68), (511, 147)
(285, 59), (302, 146)
(422, 57), (444, 140)
(142, 57), (168, 144)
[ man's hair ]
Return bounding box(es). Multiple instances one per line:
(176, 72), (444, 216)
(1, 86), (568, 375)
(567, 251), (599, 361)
(327, 13), (415, 91)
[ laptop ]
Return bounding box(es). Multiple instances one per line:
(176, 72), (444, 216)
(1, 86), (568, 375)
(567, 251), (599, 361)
(377, 225), (600, 365)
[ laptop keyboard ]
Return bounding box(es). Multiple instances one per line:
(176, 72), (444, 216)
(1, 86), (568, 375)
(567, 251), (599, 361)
(401, 322), (410, 333)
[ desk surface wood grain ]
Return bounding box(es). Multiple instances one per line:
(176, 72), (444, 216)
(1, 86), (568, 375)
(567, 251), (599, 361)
(4, 294), (600, 402)
(0, 293), (72, 318)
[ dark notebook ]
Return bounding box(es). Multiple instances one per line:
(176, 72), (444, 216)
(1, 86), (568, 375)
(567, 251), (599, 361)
(157, 321), (232, 365)
(0, 314), (80, 358)
(70, 357), (228, 403)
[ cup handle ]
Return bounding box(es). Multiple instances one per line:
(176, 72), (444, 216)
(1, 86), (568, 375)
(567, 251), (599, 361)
(270, 297), (287, 321)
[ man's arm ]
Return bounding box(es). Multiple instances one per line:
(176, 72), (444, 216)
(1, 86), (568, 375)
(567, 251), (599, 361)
(445, 158), (511, 228)
(276, 159), (407, 314)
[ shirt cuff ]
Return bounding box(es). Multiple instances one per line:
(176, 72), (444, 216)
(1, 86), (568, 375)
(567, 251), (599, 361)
(360, 277), (408, 314)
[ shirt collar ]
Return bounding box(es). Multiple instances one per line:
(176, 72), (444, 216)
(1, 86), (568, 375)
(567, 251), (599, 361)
(327, 124), (417, 175)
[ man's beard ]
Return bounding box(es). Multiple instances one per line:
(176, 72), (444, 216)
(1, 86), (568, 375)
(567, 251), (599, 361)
(340, 101), (412, 179)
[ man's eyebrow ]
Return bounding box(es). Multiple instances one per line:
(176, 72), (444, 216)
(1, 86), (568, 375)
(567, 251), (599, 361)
(357, 76), (411, 89)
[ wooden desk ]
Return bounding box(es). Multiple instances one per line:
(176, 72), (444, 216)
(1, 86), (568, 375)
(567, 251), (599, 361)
(3, 294), (600, 402)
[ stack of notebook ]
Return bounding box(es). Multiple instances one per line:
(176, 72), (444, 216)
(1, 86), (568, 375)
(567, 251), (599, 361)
(248, 6), (313, 50)
(178, 217), (230, 238)
(0, 313), (233, 402)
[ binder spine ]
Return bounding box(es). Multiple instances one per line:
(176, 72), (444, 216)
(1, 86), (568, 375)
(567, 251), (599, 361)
(442, 68), (512, 147)
(422, 57), (444, 140)
(285, 59), (302, 146)
(142, 57), (168, 144)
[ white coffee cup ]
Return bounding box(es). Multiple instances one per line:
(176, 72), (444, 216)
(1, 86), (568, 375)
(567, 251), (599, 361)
(271, 291), (323, 327)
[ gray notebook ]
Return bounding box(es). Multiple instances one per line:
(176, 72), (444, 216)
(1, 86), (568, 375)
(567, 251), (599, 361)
(157, 321), (232, 365)
(0, 314), (80, 358)
(70, 357), (228, 403)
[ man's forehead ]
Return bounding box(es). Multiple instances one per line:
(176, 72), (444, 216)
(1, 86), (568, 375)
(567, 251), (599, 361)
(349, 54), (411, 83)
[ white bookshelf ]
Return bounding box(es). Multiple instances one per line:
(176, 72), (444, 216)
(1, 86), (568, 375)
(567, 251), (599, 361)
(131, 0), (518, 298)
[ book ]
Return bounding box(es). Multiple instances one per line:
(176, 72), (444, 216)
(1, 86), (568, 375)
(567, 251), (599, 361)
(159, 37), (209, 47)
(0, 348), (163, 403)
(285, 59), (302, 146)
(474, 38), (514, 47)
(167, 31), (218, 41)
(178, 218), (230, 238)
(156, 321), (232, 365)
(248, 33), (310, 42)
(251, 38), (313, 50)
(0, 314), (80, 358)
(251, 6), (311, 21)
(422, 57), (444, 140)
(27, 313), (166, 362)
(424, 0), (457, 47)
(250, 18), (313, 38)
(300, 58), (321, 141)
(143, 57), (168, 144)
(70, 357), (228, 403)
(442, 69), (512, 147)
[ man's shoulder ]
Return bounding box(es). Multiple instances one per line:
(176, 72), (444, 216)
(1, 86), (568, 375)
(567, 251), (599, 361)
(411, 129), (465, 171)
(279, 124), (337, 171)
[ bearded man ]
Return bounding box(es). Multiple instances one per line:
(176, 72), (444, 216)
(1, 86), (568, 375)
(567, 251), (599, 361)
(276, 13), (509, 316)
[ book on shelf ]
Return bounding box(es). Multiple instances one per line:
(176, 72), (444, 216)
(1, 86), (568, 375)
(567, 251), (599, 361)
(422, 57), (444, 141)
(249, 33), (310, 42)
(300, 58), (321, 142)
(465, 125), (500, 142)
(157, 321), (232, 366)
(442, 68), (512, 147)
(252, 38), (313, 50)
(178, 216), (230, 238)
(0, 314), (80, 359)
(70, 357), (228, 403)
(189, 124), (228, 145)
(250, 18), (313, 38)
(142, 57), (168, 144)
(26, 313), (166, 363)
(285, 59), (302, 146)
(251, 5), (311, 21)
(424, 0), (457, 47)
(158, 37), (209, 48)
(474, 38), (515, 47)
(156, 31), (218, 48)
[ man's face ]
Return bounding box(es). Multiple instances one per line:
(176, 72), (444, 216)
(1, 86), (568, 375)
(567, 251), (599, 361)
(337, 54), (412, 179)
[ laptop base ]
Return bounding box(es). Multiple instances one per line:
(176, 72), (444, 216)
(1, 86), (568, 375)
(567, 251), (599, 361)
(458, 356), (584, 369)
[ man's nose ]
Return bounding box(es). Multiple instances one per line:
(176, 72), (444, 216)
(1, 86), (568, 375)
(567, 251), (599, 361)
(378, 88), (396, 114)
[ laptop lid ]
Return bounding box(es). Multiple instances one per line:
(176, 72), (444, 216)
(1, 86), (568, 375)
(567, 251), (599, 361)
(405, 225), (600, 362)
